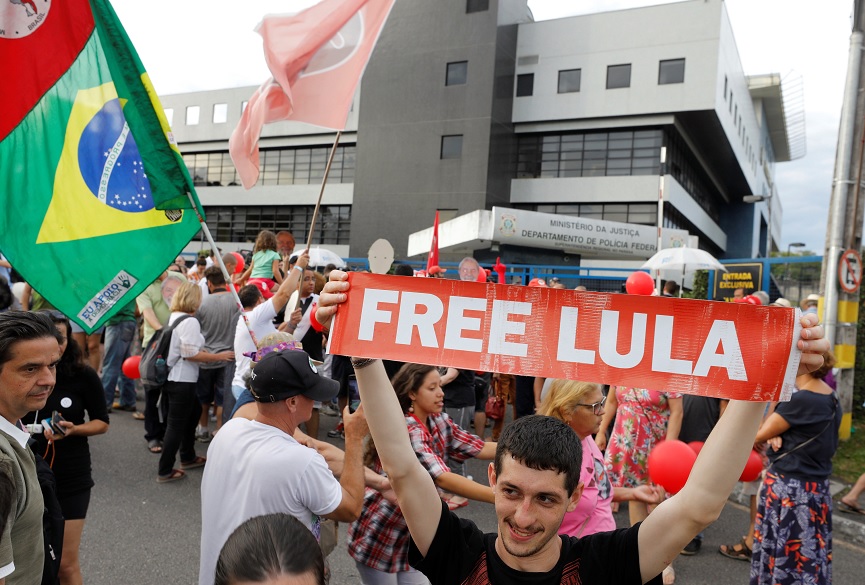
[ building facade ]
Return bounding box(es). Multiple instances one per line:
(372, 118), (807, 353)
(162, 0), (801, 264)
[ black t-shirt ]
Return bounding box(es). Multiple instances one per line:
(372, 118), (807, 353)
(678, 395), (723, 443)
(27, 366), (109, 494)
(769, 390), (840, 480)
(409, 500), (660, 585)
(443, 369), (476, 409)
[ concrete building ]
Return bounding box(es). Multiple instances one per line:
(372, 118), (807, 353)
(162, 0), (803, 265)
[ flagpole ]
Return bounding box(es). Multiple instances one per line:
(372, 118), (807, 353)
(293, 130), (343, 310)
(184, 193), (259, 347)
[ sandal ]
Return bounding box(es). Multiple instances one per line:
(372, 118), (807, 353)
(838, 500), (865, 515)
(156, 469), (186, 483)
(718, 537), (752, 561)
(132, 411), (145, 420)
(180, 456), (207, 470)
(446, 496), (468, 510)
(147, 440), (163, 454)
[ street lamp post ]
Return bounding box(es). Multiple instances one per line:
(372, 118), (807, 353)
(784, 241), (806, 284)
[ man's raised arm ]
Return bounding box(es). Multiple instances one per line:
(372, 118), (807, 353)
(636, 313), (828, 583)
(316, 272), (443, 556)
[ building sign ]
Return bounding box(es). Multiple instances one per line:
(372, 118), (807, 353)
(329, 274), (802, 402)
(713, 263), (762, 302)
(491, 207), (689, 259)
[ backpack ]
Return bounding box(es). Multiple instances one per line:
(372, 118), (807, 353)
(139, 314), (192, 386)
(26, 440), (64, 585)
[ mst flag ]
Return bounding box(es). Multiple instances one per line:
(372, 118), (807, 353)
(0, 0), (201, 332)
(230, 0), (396, 189)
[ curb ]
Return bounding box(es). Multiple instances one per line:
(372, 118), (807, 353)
(729, 484), (865, 547)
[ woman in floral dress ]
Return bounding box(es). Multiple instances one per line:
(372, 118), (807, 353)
(596, 386), (683, 525)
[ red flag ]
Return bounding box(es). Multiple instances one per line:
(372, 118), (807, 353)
(230, 0), (396, 189)
(426, 211), (440, 273)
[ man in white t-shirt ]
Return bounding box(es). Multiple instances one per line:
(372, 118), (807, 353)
(198, 348), (367, 585)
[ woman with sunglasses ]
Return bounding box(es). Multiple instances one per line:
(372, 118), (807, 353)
(538, 380), (662, 537)
(28, 311), (109, 585)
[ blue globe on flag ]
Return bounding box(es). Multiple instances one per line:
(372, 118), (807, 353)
(78, 98), (154, 213)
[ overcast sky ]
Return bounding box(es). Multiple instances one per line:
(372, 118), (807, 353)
(112, 0), (852, 254)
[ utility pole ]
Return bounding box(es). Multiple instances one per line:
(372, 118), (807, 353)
(821, 0), (865, 440)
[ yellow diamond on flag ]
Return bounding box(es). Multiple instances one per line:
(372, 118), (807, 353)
(37, 83), (182, 244)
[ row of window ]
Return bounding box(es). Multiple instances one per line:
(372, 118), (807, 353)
(183, 145), (356, 187)
(201, 205), (351, 246)
(515, 202), (721, 259)
(516, 58), (686, 97)
(722, 75), (759, 175)
(515, 130), (664, 178)
(514, 128), (722, 222)
(515, 202), (659, 226)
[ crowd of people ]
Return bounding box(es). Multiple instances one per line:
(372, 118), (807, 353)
(0, 238), (850, 585)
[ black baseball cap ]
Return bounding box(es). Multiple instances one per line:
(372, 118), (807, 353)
(249, 349), (339, 403)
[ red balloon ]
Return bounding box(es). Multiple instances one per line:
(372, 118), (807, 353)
(687, 441), (704, 456)
(625, 271), (655, 295)
(231, 252), (245, 274)
(648, 440), (697, 494)
(739, 450), (764, 482)
(122, 355), (142, 380)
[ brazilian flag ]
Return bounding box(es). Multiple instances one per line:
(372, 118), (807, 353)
(0, 0), (202, 332)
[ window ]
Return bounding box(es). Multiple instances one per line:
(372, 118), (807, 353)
(466, 0), (489, 13)
(516, 73), (534, 97)
(437, 209), (459, 222)
(185, 105), (200, 125)
(241, 101), (249, 113)
(515, 129), (663, 180)
(213, 103), (228, 124)
(163, 108), (174, 126)
(606, 64), (631, 89)
(724, 76), (728, 100)
(558, 69), (581, 93)
(201, 205), (351, 246)
(658, 59), (685, 85)
(446, 61), (468, 86)
(441, 135), (463, 159)
(182, 145), (357, 187)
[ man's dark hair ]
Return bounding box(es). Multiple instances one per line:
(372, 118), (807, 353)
(204, 266), (226, 286)
(238, 285), (262, 310)
(0, 311), (62, 372)
(215, 513), (326, 585)
(663, 280), (678, 294)
(393, 264), (414, 277)
(494, 415), (583, 495)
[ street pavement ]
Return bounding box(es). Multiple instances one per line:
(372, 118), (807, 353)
(79, 405), (865, 584)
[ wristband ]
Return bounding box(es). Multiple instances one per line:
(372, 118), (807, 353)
(310, 305), (327, 333)
(293, 265), (303, 272)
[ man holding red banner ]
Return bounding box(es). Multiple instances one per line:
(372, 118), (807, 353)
(315, 272), (828, 585)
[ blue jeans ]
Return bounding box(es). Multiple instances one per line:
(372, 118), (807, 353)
(101, 320), (136, 408)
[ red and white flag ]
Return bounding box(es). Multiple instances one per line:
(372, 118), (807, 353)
(230, 0), (396, 189)
(426, 211), (440, 273)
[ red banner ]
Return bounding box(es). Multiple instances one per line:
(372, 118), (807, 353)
(328, 274), (802, 401)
